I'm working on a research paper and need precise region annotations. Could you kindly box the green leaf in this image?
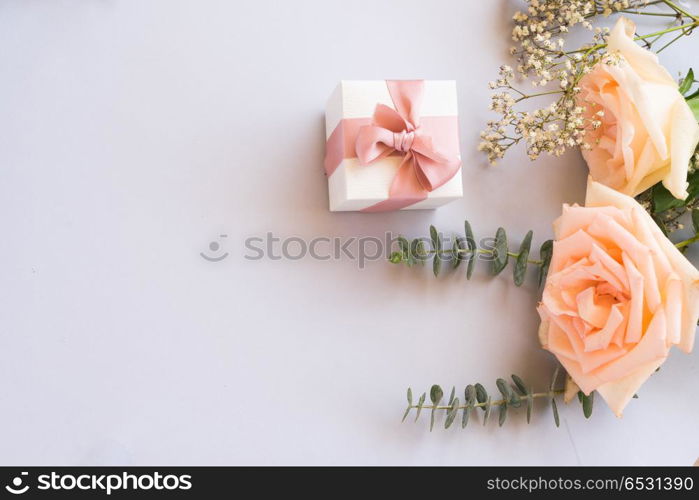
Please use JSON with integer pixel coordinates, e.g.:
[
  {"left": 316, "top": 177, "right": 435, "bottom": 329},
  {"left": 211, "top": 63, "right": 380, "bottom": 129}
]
[
  {"left": 445, "top": 397, "right": 459, "bottom": 429},
  {"left": 550, "top": 366, "right": 560, "bottom": 393},
  {"left": 483, "top": 397, "right": 492, "bottom": 426},
  {"left": 509, "top": 392, "right": 522, "bottom": 409},
  {"left": 679, "top": 68, "right": 694, "bottom": 95},
  {"left": 452, "top": 238, "right": 464, "bottom": 269},
  {"left": 492, "top": 227, "right": 508, "bottom": 275},
  {"left": 430, "top": 384, "right": 443, "bottom": 405},
  {"left": 461, "top": 406, "right": 471, "bottom": 428},
  {"left": 538, "top": 240, "right": 553, "bottom": 287},
  {"left": 430, "top": 226, "right": 442, "bottom": 277},
  {"left": 496, "top": 378, "right": 512, "bottom": 402},
  {"left": 397, "top": 236, "right": 409, "bottom": 256},
  {"left": 692, "top": 208, "right": 699, "bottom": 234},
  {"left": 688, "top": 96, "right": 699, "bottom": 123},
  {"left": 397, "top": 236, "right": 413, "bottom": 267},
  {"left": 514, "top": 230, "right": 533, "bottom": 286},
  {"left": 551, "top": 398, "right": 560, "bottom": 428},
  {"left": 411, "top": 238, "right": 428, "bottom": 265},
  {"left": 580, "top": 391, "right": 594, "bottom": 419},
  {"left": 498, "top": 403, "right": 508, "bottom": 427},
  {"left": 475, "top": 383, "right": 488, "bottom": 412},
  {"left": 526, "top": 393, "right": 533, "bottom": 424},
  {"left": 652, "top": 169, "right": 699, "bottom": 213},
  {"left": 389, "top": 251, "right": 403, "bottom": 264},
  {"left": 511, "top": 374, "right": 527, "bottom": 395},
  {"left": 403, "top": 386, "right": 412, "bottom": 422},
  {"left": 652, "top": 184, "right": 684, "bottom": 213},
  {"left": 463, "top": 385, "right": 476, "bottom": 428},
  {"left": 415, "top": 392, "right": 426, "bottom": 422},
  {"left": 464, "top": 220, "right": 477, "bottom": 279},
  {"left": 448, "top": 386, "right": 455, "bottom": 406}
]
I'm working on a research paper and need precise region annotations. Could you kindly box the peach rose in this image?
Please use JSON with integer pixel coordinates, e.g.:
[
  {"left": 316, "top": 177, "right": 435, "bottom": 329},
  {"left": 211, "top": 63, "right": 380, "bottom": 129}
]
[
  {"left": 538, "top": 179, "right": 699, "bottom": 416},
  {"left": 578, "top": 17, "right": 699, "bottom": 200}
]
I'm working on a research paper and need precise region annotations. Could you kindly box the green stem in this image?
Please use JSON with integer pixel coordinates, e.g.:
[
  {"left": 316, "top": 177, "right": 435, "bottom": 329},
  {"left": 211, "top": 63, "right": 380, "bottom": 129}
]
[
  {"left": 565, "top": 20, "right": 699, "bottom": 54},
  {"left": 618, "top": 9, "right": 681, "bottom": 17},
  {"left": 515, "top": 90, "right": 564, "bottom": 103},
  {"left": 411, "top": 390, "right": 565, "bottom": 411},
  {"left": 675, "top": 234, "right": 699, "bottom": 249},
  {"left": 660, "top": 0, "right": 698, "bottom": 20},
  {"left": 431, "top": 248, "right": 543, "bottom": 266}
]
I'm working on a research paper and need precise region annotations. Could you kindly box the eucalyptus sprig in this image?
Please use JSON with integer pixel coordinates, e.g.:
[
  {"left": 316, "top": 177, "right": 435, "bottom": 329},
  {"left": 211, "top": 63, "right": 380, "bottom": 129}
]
[
  {"left": 388, "top": 221, "right": 554, "bottom": 287},
  {"left": 403, "top": 367, "right": 595, "bottom": 431}
]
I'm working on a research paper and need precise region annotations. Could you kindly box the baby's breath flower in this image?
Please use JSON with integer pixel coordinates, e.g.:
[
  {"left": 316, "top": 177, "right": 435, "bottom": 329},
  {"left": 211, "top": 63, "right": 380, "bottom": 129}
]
[{"left": 478, "top": 0, "right": 654, "bottom": 164}]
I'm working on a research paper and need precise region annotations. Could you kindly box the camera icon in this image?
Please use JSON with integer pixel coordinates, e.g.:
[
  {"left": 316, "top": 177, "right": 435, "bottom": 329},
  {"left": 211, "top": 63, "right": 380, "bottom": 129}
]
[{"left": 5, "top": 472, "right": 29, "bottom": 494}]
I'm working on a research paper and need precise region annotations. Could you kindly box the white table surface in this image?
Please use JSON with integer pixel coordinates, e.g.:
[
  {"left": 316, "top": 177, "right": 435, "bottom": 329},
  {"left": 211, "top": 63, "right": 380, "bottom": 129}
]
[{"left": 1, "top": 0, "right": 697, "bottom": 465}]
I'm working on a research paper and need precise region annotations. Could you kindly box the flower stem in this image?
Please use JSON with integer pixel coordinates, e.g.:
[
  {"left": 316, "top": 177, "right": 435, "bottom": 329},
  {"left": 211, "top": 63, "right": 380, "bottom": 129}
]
[
  {"left": 565, "top": 20, "right": 699, "bottom": 54},
  {"left": 410, "top": 390, "right": 565, "bottom": 411},
  {"left": 660, "top": 0, "right": 698, "bottom": 21},
  {"left": 675, "top": 234, "right": 699, "bottom": 249},
  {"left": 431, "top": 248, "right": 543, "bottom": 266}
]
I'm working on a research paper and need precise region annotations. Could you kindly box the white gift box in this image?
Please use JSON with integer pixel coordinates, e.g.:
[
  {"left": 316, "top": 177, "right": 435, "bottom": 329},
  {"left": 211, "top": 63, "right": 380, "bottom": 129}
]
[{"left": 324, "top": 80, "right": 462, "bottom": 212}]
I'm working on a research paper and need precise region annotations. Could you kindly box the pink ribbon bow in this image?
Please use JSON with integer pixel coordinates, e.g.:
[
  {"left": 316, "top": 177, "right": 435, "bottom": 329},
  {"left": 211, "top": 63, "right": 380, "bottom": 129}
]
[{"left": 355, "top": 80, "right": 461, "bottom": 211}]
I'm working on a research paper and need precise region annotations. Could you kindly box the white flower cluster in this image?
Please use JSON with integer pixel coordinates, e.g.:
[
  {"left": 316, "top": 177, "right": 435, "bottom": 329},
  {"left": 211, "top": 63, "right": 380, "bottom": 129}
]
[{"left": 478, "top": 0, "right": 649, "bottom": 164}]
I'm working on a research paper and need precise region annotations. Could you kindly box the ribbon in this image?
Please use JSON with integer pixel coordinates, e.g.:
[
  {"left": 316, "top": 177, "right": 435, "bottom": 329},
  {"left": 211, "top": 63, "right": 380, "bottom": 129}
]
[{"left": 324, "top": 80, "right": 461, "bottom": 212}]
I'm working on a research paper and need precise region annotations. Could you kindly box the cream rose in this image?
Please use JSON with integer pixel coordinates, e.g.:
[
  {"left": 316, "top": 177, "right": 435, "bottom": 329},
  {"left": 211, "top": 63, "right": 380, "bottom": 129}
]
[
  {"left": 578, "top": 17, "right": 699, "bottom": 200},
  {"left": 537, "top": 179, "right": 699, "bottom": 416}
]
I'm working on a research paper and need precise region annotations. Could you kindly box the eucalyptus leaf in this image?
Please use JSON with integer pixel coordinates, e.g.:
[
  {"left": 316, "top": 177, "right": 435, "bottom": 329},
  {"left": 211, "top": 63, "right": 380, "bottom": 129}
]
[
  {"left": 445, "top": 398, "right": 459, "bottom": 429},
  {"left": 465, "top": 385, "right": 476, "bottom": 406},
  {"left": 452, "top": 238, "right": 464, "bottom": 269},
  {"left": 402, "top": 406, "right": 411, "bottom": 423},
  {"left": 407, "top": 387, "right": 413, "bottom": 405},
  {"left": 581, "top": 391, "right": 594, "bottom": 419},
  {"left": 448, "top": 386, "right": 455, "bottom": 406},
  {"left": 398, "top": 236, "right": 413, "bottom": 267},
  {"left": 465, "top": 220, "right": 476, "bottom": 279},
  {"left": 511, "top": 374, "right": 527, "bottom": 395},
  {"left": 498, "top": 403, "right": 508, "bottom": 427},
  {"left": 461, "top": 405, "right": 471, "bottom": 428},
  {"left": 430, "top": 226, "right": 442, "bottom": 277},
  {"left": 483, "top": 397, "right": 492, "bottom": 425},
  {"left": 509, "top": 392, "right": 522, "bottom": 409},
  {"left": 492, "top": 227, "right": 508, "bottom": 275},
  {"left": 433, "top": 254, "right": 442, "bottom": 277},
  {"left": 430, "top": 384, "right": 443, "bottom": 405},
  {"left": 514, "top": 230, "right": 533, "bottom": 286},
  {"left": 526, "top": 393, "right": 533, "bottom": 424},
  {"left": 415, "top": 392, "right": 426, "bottom": 422},
  {"left": 475, "top": 383, "right": 488, "bottom": 412},
  {"left": 551, "top": 398, "right": 560, "bottom": 428},
  {"left": 538, "top": 240, "right": 553, "bottom": 287},
  {"left": 496, "top": 378, "right": 512, "bottom": 401},
  {"left": 549, "top": 365, "right": 560, "bottom": 393}
]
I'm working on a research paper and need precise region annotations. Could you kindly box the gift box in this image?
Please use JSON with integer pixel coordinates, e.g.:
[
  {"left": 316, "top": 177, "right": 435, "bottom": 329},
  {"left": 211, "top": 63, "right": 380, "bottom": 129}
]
[{"left": 324, "top": 80, "right": 462, "bottom": 212}]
